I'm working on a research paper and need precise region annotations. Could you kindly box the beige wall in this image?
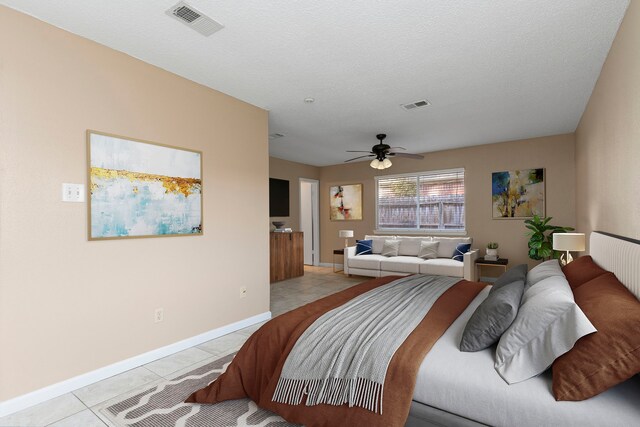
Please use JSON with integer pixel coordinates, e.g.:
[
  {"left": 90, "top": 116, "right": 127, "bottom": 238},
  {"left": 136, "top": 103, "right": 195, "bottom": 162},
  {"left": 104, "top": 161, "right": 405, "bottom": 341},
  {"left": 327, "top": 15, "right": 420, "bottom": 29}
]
[
  {"left": 0, "top": 6, "right": 269, "bottom": 401},
  {"left": 320, "top": 134, "right": 576, "bottom": 266},
  {"left": 269, "top": 157, "right": 320, "bottom": 231},
  {"left": 576, "top": 1, "right": 640, "bottom": 243}
]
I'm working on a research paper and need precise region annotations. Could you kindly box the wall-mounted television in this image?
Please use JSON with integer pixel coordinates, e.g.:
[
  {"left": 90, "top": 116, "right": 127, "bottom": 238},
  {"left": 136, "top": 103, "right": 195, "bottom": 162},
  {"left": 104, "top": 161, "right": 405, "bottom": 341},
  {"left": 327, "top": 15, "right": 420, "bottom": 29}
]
[{"left": 269, "top": 178, "right": 290, "bottom": 217}]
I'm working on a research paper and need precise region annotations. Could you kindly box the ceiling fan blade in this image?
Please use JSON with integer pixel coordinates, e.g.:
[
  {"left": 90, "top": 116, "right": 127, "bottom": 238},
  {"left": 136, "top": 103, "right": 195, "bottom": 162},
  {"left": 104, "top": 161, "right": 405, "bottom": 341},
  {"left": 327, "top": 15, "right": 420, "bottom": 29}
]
[
  {"left": 344, "top": 154, "right": 375, "bottom": 162},
  {"left": 388, "top": 147, "right": 407, "bottom": 151},
  {"left": 389, "top": 152, "right": 425, "bottom": 159},
  {"left": 346, "top": 150, "right": 373, "bottom": 153}
]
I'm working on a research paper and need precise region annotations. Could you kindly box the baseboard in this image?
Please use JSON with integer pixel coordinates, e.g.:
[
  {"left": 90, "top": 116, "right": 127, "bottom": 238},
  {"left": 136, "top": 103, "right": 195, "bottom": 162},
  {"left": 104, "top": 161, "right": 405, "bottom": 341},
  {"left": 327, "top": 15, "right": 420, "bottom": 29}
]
[{"left": 0, "top": 311, "right": 272, "bottom": 418}]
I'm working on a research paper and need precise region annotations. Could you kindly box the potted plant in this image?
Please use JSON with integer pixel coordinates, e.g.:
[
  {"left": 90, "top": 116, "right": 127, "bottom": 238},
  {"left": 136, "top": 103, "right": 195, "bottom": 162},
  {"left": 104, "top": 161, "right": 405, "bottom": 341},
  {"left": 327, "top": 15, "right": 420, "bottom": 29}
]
[
  {"left": 524, "top": 215, "right": 574, "bottom": 261},
  {"left": 486, "top": 242, "right": 499, "bottom": 260}
]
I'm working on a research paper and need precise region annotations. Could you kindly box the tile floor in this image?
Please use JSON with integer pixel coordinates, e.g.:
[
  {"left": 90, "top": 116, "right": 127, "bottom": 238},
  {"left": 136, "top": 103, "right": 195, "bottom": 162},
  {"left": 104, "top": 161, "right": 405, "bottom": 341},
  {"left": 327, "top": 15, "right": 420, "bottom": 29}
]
[{"left": 0, "top": 266, "right": 364, "bottom": 427}]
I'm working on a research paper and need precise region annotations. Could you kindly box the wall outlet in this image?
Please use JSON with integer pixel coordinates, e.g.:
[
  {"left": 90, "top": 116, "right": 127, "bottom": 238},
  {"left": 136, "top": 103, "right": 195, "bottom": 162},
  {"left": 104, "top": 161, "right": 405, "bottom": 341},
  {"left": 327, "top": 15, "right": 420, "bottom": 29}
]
[
  {"left": 239, "top": 287, "right": 247, "bottom": 299},
  {"left": 154, "top": 308, "right": 164, "bottom": 323}
]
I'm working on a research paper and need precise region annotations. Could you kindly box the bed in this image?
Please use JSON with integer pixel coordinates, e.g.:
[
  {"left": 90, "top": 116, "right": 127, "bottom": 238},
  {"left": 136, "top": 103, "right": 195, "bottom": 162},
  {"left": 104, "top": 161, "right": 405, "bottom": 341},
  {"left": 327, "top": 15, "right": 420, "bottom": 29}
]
[{"left": 189, "top": 231, "right": 640, "bottom": 426}]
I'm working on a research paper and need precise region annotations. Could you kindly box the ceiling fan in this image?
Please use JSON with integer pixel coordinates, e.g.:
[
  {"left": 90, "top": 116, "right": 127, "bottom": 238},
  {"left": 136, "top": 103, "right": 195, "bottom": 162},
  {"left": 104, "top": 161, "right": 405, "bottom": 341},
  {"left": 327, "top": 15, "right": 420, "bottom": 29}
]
[{"left": 345, "top": 134, "right": 425, "bottom": 169}]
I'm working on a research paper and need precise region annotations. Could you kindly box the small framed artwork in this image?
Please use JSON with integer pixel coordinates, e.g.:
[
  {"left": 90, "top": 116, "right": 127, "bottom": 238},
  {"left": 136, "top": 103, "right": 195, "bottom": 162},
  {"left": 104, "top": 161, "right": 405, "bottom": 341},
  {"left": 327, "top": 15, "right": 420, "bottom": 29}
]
[
  {"left": 87, "top": 130, "right": 203, "bottom": 240},
  {"left": 492, "top": 168, "right": 545, "bottom": 219},
  {"left": 330, "top": 183, "right": 363, "bottom": 221}
]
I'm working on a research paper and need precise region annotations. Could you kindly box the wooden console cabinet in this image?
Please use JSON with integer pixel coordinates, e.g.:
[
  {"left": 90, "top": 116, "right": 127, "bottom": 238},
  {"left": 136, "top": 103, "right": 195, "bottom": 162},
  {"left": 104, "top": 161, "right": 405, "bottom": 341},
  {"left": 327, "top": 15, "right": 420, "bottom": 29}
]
[{"left": 270, "top": 232, "right": 304, "bottom": 283}]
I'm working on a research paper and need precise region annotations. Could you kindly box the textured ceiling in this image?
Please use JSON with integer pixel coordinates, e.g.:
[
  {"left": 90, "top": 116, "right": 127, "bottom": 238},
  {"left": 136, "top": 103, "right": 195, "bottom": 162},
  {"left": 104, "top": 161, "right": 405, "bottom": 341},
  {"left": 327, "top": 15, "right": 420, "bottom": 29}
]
[{"left": 1, "top": 0, "right": 629, "bottom": 166}]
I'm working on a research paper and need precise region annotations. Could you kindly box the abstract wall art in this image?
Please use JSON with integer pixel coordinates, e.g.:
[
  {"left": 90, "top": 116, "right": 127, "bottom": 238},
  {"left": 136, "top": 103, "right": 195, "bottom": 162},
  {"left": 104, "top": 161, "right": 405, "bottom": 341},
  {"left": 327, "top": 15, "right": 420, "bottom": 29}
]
[
  {"left": 87, "top": 131, "right": 203, "bottom": 240},
  {"left": 330, "top": 183, "right": 363, "bottom": 221},
  {"left": 492, "top": 168, "right": 545, "bottom": 219}
]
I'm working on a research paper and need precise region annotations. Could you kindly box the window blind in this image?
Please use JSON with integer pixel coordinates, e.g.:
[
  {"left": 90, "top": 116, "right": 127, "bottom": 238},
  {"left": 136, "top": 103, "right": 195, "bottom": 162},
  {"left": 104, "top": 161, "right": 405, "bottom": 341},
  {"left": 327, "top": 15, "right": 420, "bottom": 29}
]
[{"left": 376, "top": 168, "right": 465, "bottom": 232}]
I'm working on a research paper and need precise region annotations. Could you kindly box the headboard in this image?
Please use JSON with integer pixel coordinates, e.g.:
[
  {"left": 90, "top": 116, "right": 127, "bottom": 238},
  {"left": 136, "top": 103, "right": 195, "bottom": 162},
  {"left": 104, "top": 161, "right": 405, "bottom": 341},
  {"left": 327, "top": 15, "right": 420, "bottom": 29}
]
[{"left": 590, "top": 231, "right": 640, "bottom": 300}]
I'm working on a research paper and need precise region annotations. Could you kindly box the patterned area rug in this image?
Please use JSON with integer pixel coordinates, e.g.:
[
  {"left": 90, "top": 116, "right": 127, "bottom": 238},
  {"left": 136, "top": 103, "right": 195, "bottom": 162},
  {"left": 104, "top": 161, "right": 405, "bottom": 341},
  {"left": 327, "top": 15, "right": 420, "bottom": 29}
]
[{"left": 99, "top": 353, "right": 298, "bottom": 426}]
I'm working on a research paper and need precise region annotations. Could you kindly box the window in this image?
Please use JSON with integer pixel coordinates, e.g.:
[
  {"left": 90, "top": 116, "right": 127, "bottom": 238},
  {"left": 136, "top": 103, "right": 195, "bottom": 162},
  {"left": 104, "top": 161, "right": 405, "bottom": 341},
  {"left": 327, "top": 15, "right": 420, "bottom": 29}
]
[{"left": 376, "top": 168, "right": 465, "bottom": 232}]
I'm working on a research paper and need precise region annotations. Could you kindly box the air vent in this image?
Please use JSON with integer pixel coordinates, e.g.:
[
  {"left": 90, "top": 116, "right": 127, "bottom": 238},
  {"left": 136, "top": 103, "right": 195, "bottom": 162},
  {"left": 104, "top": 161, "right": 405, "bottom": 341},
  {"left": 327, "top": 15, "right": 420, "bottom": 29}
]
[
  {"left": 401, "top": 99, "right": 431, "bottom": 111},
  {"left": 269, "top": 133, "right": 285, "bottom": 140},
  {"left": 166, "top": 1, "right": 224, "bottom": 37}
]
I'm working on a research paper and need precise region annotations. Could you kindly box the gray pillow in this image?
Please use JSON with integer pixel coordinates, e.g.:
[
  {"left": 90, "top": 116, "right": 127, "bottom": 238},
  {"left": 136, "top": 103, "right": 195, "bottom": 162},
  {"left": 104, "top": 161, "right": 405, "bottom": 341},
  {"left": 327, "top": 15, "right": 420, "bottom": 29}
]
[
  {"left": 460, "top": 276, "right": 525, "bottom": 352},
  {"left": 494, "top": 275, "right": 597, "bottom": 384},
  {"left": 493, "top": 264, "right": 528, "bottom": 290},
  {"left": 381, "top": 239, "right": 400, "bottom": 257},
  {"left": 525, "top": 259, "right": 563, "bottom": 290},
  {"left": 418, "top": 241, "right": 439, "bottom": 259}
]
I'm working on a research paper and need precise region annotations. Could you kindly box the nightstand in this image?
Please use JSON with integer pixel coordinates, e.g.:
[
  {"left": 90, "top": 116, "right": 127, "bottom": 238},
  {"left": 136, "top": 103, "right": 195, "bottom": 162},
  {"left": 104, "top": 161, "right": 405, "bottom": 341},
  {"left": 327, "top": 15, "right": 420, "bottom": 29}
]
[
  {"left": 475, "top": 257, "right": 509, "bottom": 282},
  {"left": 333, "top": 248, "right": 345, "bottom": 273}
]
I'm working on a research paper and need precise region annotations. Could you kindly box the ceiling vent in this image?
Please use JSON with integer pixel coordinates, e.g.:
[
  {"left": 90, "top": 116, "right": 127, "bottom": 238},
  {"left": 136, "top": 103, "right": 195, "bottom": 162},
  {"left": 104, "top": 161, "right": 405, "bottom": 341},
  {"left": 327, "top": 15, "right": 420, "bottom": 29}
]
[
  {"left": 269, "top": 133, "right": 285, "bottom": 140},
  {"left": 401, "top": 99, "right": 431, "bottom": 111},
  {"left": 166, "top": 1, "right": 224, "bottom": 37}
]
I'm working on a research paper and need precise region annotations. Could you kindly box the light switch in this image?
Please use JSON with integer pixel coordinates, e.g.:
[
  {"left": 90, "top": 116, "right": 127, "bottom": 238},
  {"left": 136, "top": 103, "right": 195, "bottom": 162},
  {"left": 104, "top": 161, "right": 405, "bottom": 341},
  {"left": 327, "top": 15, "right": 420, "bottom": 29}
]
[{"left": 62, "top": 183, "right": 85, "bottom": 202}]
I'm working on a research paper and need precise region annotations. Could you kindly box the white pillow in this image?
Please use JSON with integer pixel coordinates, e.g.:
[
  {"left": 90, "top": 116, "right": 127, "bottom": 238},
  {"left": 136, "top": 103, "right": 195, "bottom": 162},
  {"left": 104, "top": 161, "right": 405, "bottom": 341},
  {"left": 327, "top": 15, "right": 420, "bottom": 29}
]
[
  {"left": 525, "top": 259, "right": 564, "bottom": 290},
  {"left": 494, "top": 275, "right": 596, "bottom": 384},
  {"left": 381, "top": 239, "right": 400, "bottom": 257},
  {"left": 397, "top": 236, "right": 430, "bottom": 256},
  {"left": 418, "top": 241, "right": 439, "bottom": 259}
]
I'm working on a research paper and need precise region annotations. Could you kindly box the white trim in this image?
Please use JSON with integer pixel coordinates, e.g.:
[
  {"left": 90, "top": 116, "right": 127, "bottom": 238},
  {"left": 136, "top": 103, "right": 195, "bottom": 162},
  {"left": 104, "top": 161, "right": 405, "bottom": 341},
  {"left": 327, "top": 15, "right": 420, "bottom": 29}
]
[
  {"left": 373, "top": 229, "right": 468, "bottom": 236},
  {"left": 0, "top": 311, "right": 272, "bottom": 418}
]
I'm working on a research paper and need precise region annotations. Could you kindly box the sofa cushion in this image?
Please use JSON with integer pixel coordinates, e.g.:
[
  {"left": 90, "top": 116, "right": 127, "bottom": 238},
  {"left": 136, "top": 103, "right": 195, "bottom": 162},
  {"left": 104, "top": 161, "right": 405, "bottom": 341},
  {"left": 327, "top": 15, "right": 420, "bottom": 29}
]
[
  {"left": 418, "top": 241, "right": 439, "bottom": 259},
  {"left": 419, "top": 258, "right": 464, "bottom": 277},
  {"left": 349, "top": 254, "right": 387, "bottom": 270},
  {"left": 364, "top": 235, "right": 392, "bottom": 254},
  {"left": 355, "top": 239, "right": 373, "bottom": 255},
  {"left": 381, "top": 239, "right": 400, "bottom": 257},
  {"left": 397, "top": 236, "right": 430, "bottom": 256},
  {"left": 380, "top": 256, "right": 424, "bottom": 274},
  {"left": 432, "top": 236, "right": 473, "bottom": 258}
]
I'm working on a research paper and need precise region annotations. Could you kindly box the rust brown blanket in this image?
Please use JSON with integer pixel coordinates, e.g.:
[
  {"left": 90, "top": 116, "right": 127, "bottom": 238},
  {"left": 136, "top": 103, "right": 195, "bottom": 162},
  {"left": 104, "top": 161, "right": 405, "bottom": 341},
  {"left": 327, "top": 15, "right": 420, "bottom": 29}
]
[{"left": 186, "top": 276, "right": 486, "bottom": 427}]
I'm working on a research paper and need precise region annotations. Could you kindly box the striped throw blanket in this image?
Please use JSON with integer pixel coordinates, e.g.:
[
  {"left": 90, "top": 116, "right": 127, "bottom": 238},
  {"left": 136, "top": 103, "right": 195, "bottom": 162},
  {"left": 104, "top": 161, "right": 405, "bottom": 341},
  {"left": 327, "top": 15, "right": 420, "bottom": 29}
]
[{"left": 272, "top": 274, "right": 460, "bottom": 414}]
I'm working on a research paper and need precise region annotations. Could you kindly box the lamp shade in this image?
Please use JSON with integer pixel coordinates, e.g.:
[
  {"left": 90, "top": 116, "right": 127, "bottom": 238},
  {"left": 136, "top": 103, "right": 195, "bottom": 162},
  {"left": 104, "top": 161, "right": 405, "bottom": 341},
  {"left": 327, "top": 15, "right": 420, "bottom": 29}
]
[
  {"left": 339, "top": 230, "right": 354, "bottom": 238},
  {"left": 553, "top": 233, "right": 585, "bottom": 251},
  {"left": 370, "top": 159, "right": 380, "bottom": 169}
]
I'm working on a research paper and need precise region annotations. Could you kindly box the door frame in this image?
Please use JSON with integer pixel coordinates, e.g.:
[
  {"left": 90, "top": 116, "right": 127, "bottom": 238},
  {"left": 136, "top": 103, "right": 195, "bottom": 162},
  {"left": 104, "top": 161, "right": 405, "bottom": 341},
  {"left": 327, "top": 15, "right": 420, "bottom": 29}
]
[{"left": 299, "top": 178, "right": 320, "bottom": 266}]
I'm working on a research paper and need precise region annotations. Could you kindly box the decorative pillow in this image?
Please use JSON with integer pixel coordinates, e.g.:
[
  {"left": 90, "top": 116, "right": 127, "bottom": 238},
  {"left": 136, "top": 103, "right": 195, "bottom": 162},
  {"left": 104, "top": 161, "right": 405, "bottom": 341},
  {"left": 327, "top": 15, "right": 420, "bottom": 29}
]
[
  {"left": 494, "top": 275, "right": 596, "bottom": 384},
  {"left": 460, "top": 269, "right": 526, "bottom": 352},
  {"left": 418, "top": 241, "right": 439, "bottom": 260},
  {"left": 493, "top": 264, "right": 528, "bottom": 289},
  {"left": 552, "top": 272, "right": 640, "bottom": 401},
  {"left": 355, "top": 239, "right": 373, "bottom": 256},
  {"left": 525, "top": 259, "right": 564, "bottom": 290},
  {"left": 380, "top": 239, "right": 400, "bottom": 257},
  {"left": 452, "top": 243, "right": 471, "bottom": 262},
  {"left": 561, "top": 255, "right": 608, "bottom": 290}
]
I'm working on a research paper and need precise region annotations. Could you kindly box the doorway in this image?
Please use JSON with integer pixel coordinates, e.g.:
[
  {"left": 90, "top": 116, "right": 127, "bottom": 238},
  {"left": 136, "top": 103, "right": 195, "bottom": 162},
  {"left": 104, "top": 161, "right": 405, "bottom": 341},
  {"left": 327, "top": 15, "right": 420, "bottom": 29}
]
[{"left": 299, "top": 178, "right": 320, "bottom": 265}]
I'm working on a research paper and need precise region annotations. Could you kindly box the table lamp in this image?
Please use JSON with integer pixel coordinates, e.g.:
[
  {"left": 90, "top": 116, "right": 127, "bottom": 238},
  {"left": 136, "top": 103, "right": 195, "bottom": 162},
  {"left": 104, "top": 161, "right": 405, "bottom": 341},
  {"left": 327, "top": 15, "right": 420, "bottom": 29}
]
[
  {"left": 553, "top": 233, "right": 585, "bottom": 265},
  {"left": 338, "top": 230, "right": 354, "bottom": 248}
]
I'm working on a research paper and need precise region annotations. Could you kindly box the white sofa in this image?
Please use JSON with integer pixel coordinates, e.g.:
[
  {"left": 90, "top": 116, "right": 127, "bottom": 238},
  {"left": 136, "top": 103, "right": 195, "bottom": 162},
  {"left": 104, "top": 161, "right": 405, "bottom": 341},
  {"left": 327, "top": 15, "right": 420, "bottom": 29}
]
[{"left": 344, "top": 235, "right": 478, "bottom": 281}]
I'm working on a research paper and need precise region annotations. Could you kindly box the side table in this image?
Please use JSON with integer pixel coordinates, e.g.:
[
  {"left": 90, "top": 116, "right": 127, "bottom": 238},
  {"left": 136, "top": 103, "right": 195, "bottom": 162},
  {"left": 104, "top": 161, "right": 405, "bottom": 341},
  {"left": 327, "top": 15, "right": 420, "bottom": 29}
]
[
  {"left": 333, "top": 248, "right": 345, "bottom": 273},
  {"left": 475, "top": 257, "right": 509, "bottom": 282}
]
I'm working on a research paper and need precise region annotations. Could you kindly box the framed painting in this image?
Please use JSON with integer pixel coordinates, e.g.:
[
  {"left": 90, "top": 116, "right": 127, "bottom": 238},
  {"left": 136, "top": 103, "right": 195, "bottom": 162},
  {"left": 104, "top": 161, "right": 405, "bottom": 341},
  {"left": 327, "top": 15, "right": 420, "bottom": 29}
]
[
  {"left": 87, "top": 130, "right": 203, "bottom": 240},
  {"left": 492, "top": 168, "right": 545, "bottom": 219},
  {"left": 330, "top": 183, "right": 363, "bottom": 221}
]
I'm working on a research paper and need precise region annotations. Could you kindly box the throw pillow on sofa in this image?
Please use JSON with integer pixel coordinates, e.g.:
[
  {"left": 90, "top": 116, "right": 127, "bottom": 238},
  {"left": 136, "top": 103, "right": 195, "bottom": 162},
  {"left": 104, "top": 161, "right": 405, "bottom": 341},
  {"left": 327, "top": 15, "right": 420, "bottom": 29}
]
[
  {"left": 452, "top": 243, "right": 471, "bottom": 262},
  {"left": 418, "top": 241, "right": 439, "bottom": 259},
  {"left": 355, "top": 239, "right": 373, "bottom": 255},
  {"left": 381, "top": 239, "right": 400, "bottom": 257}
]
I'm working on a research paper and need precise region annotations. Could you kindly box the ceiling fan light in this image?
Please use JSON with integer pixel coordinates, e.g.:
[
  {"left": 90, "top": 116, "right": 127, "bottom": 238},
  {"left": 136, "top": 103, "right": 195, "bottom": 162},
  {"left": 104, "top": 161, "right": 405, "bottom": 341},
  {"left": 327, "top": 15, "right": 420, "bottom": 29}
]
[
  {"left": 370, "top": 159, "right": 380, "bottom": 169},
  {"left": 382, "top": 158, "right": 392, "bottom": 168},
  {"left": 377, "top": 162, "right": 386, "bottom": 170}
]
